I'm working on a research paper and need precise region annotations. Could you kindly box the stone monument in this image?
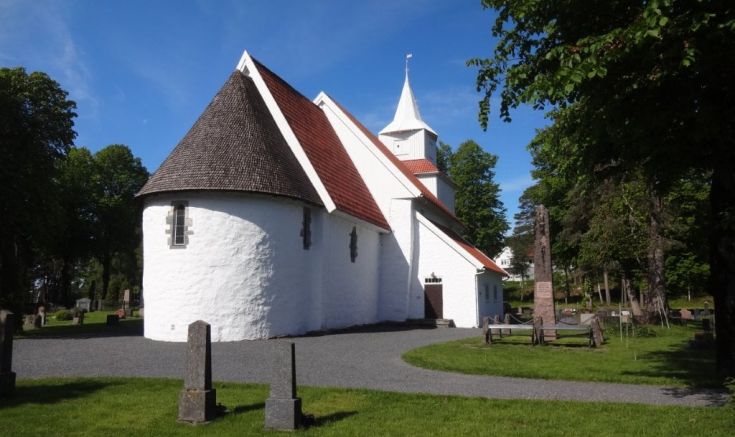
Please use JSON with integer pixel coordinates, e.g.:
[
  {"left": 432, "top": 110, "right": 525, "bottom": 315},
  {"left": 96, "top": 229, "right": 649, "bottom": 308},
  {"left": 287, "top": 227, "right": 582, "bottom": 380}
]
[
  {"left": 265, "top": 342, "right": 302, "bottom": 430},
  {"left": 179, "top": 321, "right": 216, "bottom": 424},
  {"left": 534, "top": 205, "right": 556, "bottom": 339},
  {"left": 0, "top": 310, "right": 16, "bottom": 397}
]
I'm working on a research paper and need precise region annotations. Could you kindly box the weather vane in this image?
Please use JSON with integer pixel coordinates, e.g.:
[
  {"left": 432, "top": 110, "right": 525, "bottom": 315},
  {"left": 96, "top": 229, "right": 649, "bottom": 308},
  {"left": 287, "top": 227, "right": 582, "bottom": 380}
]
[{"left": 406, "top": 53, "right": 412, "bottom": 75}]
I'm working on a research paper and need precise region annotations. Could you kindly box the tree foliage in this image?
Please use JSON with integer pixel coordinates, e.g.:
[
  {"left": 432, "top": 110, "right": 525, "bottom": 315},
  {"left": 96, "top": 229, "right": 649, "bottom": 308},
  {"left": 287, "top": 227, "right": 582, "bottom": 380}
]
[
  {"left": 0, "top": 67, "right": 77, "bottom": 319},
  {"left": 469, "top": 0, "right": 735, "bottom": 375},
  {"left": 446, "top": 140, "right": 509, "bottom": 258}
]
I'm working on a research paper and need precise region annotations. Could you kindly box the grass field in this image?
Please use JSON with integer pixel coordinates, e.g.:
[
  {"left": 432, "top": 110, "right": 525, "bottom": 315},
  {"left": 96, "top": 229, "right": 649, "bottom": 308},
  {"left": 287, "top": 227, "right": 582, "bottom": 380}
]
[
  {"left": 403, "top": 323, "right": 724, "bottom": 388},
  {"left": 17, "top": 310, "right": 142, "bottom": 338},
  {"left": 1, "top": 377, "right": 732, "bottom": 437}
]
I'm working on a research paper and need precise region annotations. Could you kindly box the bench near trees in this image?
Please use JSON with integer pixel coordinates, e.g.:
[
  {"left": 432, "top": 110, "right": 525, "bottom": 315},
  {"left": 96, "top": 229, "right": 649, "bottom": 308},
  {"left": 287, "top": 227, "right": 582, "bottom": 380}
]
[{"left": 482, "top": 315, "right": 604, "bottom": 347}]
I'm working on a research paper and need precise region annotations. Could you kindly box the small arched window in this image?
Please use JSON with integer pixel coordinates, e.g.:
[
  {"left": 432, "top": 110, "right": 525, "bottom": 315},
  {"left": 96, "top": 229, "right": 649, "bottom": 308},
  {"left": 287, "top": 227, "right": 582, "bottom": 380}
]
[
  {"left": 166, "top": 200, "right": 190, "bottom": 248},
  {"left": 174, "top": 204, "right": 186, "bottom": 246}
]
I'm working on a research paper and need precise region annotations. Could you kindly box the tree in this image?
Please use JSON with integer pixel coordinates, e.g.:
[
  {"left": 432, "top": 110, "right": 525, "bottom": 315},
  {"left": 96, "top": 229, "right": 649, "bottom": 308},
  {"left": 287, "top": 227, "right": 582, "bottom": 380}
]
[
  {"left": 0, "top": 68, "right": 77, "bottom": 320},
  {"left": 469, "top": 0, "right": 735, "bottom": 375},
  {"left": 447, "top": 140, "right": 508, "bottom": 257},
  {"left": 91, "top": 145, "right": 149, "bottom": 300},
  {"left": 436, "top": 141, "right": 454, "bottom": 174}
]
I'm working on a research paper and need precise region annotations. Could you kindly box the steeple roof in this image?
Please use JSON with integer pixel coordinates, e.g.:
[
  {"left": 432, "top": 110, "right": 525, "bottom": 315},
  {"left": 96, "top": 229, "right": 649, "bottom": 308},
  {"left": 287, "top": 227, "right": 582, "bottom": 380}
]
[{"left": 379, "top": 72, "right": 436, "bottom": 136}]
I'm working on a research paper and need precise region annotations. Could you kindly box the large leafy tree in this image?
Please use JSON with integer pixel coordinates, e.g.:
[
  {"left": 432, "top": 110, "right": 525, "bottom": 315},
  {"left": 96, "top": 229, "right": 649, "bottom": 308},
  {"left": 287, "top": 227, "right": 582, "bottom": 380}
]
[
  {"left": 92, "top": 145, "right": 149, "bottom": 300},
  {"left": 447, "top": 140, "right": 508, "bottom": 258},
  {"left": 0, "top": 68, "right": 77, "bottom": 319},
  {"left": 469, "top": 0, "right": 735, "bottom": 375}
]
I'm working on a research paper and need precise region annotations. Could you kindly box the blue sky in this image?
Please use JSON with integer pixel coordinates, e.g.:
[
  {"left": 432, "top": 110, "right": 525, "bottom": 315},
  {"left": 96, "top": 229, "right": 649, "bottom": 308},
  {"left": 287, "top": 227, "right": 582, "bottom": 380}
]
[{"left": 1, "top": 0, "right": 548, "bottom": 224}]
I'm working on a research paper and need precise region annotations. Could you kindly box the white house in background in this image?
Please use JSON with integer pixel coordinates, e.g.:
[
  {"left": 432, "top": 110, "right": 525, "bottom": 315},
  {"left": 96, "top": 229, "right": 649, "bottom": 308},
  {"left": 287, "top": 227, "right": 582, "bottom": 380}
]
[
  {"left": 137, "top": 50, "right": 507, "bottom": 342},
  {"left": 494, "top": 246, "right": 534, "bottom": 282}
]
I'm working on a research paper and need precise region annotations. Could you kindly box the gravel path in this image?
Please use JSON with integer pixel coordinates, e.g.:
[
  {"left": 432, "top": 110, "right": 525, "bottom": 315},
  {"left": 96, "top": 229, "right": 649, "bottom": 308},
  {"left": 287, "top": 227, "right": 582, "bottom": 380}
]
[{"left": 13, "top": 325, "right": 727, "bottom": 407}]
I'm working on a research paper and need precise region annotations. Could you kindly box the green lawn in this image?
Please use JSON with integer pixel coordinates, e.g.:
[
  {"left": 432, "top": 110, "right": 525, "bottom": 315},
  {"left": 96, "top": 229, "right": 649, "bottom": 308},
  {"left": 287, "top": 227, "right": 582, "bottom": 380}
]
[
  {"left": 0, "top": 377, "right": 731, "bottom": 437},
  {"left": 403, "top": 324, "right": 724, "bottom": 388},
  {"left": 17, "top": 310, "right": 142, "bottom": 338}
]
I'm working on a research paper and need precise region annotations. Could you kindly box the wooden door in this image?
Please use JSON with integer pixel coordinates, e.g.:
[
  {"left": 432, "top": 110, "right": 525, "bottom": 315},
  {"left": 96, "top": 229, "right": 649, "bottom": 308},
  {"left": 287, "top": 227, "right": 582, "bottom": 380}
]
[{"left": 424, "top": 284, "right": 443, "bottom": 319}]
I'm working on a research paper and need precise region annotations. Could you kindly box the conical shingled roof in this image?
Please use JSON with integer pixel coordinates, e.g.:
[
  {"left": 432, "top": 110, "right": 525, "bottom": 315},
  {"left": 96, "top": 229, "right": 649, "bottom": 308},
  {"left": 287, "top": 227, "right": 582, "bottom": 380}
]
[{"left": 137, "top": 70, "right": 322, "bottom": 206}]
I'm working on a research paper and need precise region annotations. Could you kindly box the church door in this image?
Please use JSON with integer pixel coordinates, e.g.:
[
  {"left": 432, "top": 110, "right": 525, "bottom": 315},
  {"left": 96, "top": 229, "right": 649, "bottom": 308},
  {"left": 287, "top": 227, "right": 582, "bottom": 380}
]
[{"left": 424, "top": 284, "right": 443, "bottom": 319}]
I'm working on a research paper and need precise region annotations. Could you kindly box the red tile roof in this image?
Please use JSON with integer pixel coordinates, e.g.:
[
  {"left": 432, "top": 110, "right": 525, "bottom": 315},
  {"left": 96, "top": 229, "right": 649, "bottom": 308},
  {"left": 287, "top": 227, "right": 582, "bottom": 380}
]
[
  {"left": 402, "top": 159, "right": 439, "bottom": 174},
  {"left": 429, "top": 220, "right": 507, "bottom": 275},
  {"left": 326, "top": 97, "right": 462, "bottom": 226},
  {"left": 254, "top": 59, "right": 390, "bottom": 231}
]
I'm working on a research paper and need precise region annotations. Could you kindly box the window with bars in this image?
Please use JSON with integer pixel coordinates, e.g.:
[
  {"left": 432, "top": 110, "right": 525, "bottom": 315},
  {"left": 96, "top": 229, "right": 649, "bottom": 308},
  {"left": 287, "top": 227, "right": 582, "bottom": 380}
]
[{"left": 166, "top": 201, "right": 191, "bottom": 248}]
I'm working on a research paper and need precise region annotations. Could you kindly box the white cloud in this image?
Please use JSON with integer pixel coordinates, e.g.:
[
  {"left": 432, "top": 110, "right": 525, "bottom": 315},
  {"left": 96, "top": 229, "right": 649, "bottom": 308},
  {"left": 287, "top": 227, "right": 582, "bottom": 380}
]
[{"left": 0, "top": 0, "right": 99, "bottom": 120}]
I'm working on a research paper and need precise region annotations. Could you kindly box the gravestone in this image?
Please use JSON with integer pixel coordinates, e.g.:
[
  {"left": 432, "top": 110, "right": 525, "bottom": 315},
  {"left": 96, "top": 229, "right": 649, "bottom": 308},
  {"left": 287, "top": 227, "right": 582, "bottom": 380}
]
[
  {"left": 491, "top": 314, "right": 501, "bottom": 337},
  {"left": 179, "top": 321, "right": 216, "bottom": 424},
  {"left": 532, "top": 316, "right": 544, "bottom": 346},
  {"left": 502, "top": 313, "right": 512, "bottom": 335},
  {"left": 482, "top": 316, "right": 491, "bottom": 344},
  {"left": 0, "top": 310, "right": 16, "bottom": 397},
  {"left": 693, "top": 308, "right": 701, "bottom": 321},
  {"left": 24, "top": 315, "right": 37, "bottom": 330},
  {"left": 72, "top": 311, "right": 84, "bottom": 326},
  {"left": 591, "top": 317, "right": 604, "bottom": 347},
  {"left": 76, "top": 298, "right": 91, "bottom": 312},
  {"left": 265, "top": 342, "right": 302, "bottom": 431},
  {"left": 679, "top": 308, "right": 693, "bottom": 320},
  {"left": 703, "top": 301, "right": 711, "bottom": 318},
  {"left": 534, "top": 205, "right": 556, "bottom": 339}
]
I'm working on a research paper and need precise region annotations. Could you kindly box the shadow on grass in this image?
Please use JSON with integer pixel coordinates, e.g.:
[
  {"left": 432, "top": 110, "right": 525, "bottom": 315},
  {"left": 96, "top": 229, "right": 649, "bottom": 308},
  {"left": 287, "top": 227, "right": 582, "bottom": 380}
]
[
  {"left": 0, "top": 380, "right": 121, "bottom": 408},
  {"left": 17, "top": 319, "right": 144, "bottom": 340},
  {"left": 230, "top": 402, "right": 265, "bottom": 414},
  {"left": 620, "top": 341, "right": 725, "bottom": 389},
  {"left": 305, "top": 411, "right": 358, "bottom": 428}
]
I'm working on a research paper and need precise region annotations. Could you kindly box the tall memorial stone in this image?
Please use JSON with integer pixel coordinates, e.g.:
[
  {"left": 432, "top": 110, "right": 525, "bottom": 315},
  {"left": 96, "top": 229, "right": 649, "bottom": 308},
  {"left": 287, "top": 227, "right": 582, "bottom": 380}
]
[
  {"left": 179, "top": 321, "right": 216, "bottom": 424},
  {"left": 265, "top": 342, "right": 302, "bottom": 430},
  {"left": 534, "top": 205, "right": 556, "bottom": 339},
  {"left": 0, "top": 310, "right": 16, "bottom": 397}
]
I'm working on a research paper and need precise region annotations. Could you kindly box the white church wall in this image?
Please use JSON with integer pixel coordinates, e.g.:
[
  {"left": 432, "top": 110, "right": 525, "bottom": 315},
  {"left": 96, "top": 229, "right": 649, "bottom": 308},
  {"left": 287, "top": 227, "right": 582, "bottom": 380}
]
[
  {"left": 142, "top": 192, "right": 317, "bottom": 342},
  {"left": 377, "top": 198, "right": 415, "bottom": 322},
  {"left": 320, "top": 215, "right": 381, "bottom": 329},
  {"left": 320, "top": 101, "right": 415, "bottom": 218},
  {"left": 412, "top": 217, "right": 482, "bottom": 327}
]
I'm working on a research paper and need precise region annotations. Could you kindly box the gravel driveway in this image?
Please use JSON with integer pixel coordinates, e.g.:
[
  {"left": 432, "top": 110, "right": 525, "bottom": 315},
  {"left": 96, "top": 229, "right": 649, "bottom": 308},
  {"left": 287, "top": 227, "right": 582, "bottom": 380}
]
[{"left": 13, "top": 325, "right": 727, "bottom": 407}]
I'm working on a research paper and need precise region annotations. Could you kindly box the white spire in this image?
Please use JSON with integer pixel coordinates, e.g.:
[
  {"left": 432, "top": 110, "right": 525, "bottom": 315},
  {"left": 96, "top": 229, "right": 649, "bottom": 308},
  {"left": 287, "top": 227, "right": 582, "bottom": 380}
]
[{"left": 379, "top": 55, "right": 436, "bottom": 136}]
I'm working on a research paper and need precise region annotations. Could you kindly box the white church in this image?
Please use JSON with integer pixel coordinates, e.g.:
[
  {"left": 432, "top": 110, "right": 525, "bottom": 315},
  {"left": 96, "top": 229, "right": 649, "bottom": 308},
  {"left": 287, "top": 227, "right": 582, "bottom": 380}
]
[{"left": 137, "top": 50, "right": 507, "bottom": 342}]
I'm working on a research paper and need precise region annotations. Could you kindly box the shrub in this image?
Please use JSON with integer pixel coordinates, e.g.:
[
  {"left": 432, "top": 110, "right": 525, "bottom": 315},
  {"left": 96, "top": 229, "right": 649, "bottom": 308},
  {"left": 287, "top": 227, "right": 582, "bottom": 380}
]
[
  {"left": 55, "top": 309, "right": 72, "bottom": 321},
  {"left": 606, "top": 322, "right": 657, "bottom": 338}
]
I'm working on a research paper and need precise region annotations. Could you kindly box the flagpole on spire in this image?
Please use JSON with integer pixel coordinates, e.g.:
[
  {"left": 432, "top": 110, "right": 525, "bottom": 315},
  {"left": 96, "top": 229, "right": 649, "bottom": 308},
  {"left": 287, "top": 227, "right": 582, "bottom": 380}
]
[{"left": 406, "top": 53, "right": 412, "bottom": 76}]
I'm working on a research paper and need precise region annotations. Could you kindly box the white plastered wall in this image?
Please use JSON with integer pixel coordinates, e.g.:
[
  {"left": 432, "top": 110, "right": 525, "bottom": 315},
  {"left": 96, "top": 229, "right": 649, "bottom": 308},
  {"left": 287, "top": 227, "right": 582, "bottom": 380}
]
[
  {"left": 320, "top": 215, "right": 381, "bottom": 329},
  {"left": 142, "top": 192, "right": 319, "bottom": 342},
  {"left": 411, "top": 215, "right": 504, "bottom": 327}
]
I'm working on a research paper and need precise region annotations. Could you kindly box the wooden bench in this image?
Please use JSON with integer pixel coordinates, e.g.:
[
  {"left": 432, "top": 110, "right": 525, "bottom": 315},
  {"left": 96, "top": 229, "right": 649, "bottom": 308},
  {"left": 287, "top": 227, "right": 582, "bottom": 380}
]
[{"left": 483, "top": 319, "right": 603, "bottom": 347}]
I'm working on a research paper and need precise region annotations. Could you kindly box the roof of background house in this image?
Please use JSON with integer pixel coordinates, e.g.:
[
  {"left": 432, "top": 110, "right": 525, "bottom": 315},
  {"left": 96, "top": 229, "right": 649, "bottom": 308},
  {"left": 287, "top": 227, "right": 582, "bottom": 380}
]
[
  {"left": 254, "top": 59, "right": 390, "bottom": 231},
  {"left": 137, "top": 70, "right": 322, "bottom": 205}
]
